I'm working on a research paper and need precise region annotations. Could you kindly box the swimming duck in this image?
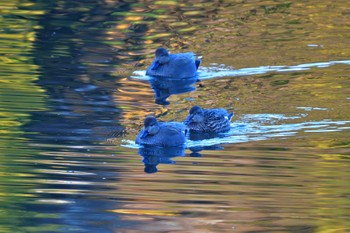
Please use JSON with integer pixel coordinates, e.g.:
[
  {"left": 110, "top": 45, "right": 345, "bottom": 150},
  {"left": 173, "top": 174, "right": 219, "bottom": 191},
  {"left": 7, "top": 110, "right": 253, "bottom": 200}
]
[
  {"left": 185, "top": 106, "right": 234, "bottom": 133},
  {"left": 136, "top": 116, "right": 187, "bottom": 147},
  {"left": 146, "top": 47, "right": 201, "bottom": 79}
]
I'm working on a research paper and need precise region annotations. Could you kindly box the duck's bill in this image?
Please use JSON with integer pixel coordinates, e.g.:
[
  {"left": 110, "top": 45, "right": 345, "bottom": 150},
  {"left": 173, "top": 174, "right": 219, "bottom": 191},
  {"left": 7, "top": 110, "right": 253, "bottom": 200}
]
[
  {"left": 140, "top": 130, "right": 149, "bottom": 139},
  {"left": 151, "top": 61, "right": 160, "bottom": 70}
]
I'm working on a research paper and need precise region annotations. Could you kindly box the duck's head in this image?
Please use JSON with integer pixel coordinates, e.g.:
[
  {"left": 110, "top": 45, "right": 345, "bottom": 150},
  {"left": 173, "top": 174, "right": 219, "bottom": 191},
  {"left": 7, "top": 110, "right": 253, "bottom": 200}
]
[
  {"left": 185, "top": 106, "right": 205, "bottom": 124},
  {"left": 154, "top": 47, "right": 170, "bottom": 64},
  {"left": 141, "top": 116, "right": 160, "bottom": 138}
]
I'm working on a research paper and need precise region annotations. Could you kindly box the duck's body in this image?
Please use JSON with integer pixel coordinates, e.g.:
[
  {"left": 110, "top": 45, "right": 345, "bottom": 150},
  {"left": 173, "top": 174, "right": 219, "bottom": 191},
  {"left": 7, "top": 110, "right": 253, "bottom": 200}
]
[
  {"left": 146, "top": 48, "right": 201, "bottom": 79},
  {"left": 185, "top": 106, "right": 234, "bottom": 133},
  {"left": 136, "top": 116, "right": 187, "bottom": 147}
]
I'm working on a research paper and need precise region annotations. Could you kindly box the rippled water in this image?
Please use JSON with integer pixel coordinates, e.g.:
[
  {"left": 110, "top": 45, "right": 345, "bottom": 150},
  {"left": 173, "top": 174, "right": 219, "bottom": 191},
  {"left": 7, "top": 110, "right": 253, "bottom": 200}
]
[{"left": 1, "top": 0, "right": 350, "bottom": 232}]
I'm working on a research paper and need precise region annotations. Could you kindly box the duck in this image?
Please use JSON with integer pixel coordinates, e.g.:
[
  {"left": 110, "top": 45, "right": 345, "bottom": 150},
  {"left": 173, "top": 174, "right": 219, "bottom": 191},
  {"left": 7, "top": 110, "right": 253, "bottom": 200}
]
[
  {"left": 185, "top": 106, "right": 234, "bottom": 133},
  {"left": 136, "top": 116, "right": 187, "bottom": 147},
  {"left": 146, "top": 47, "right": 201, "bottom": 79}
]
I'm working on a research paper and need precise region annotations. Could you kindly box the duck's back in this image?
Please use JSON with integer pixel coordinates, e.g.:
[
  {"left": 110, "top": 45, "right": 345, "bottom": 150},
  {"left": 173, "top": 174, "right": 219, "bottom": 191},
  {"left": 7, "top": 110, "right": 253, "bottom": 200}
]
[
  {"left": 188, "top": 108, "right": 232, "bottom": 133},
  {"left": 146, "top": 52, "right": 198, "bottom": 79},
  {"left": 203, "top": 109, "right": 232, "bottom": 132}
]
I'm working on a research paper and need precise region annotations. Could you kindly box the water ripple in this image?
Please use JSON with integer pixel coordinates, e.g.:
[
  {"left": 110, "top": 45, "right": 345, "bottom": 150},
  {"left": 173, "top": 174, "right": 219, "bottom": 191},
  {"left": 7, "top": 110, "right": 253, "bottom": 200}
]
[
  {"left": 122, "top": 113, "right": 350, "bottom": 149},
  {"left": 131, "top": 59, "right": 350, "bottom": 80}
]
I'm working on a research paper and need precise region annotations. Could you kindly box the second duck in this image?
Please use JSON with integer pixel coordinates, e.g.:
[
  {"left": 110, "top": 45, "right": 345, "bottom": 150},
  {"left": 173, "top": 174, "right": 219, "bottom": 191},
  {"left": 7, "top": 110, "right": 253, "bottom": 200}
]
[{"left": 185, "top": 106, "right": 234, "bottom": 133}]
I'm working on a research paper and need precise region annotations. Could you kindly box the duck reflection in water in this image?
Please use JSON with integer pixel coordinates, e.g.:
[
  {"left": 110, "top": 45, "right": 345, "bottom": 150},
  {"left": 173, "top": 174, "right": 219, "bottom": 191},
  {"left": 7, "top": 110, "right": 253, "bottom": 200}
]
[
  {"left": 149, "top": 76, "right": 198, "bottom": 105},
  {"left": 188, "top": 145, "right": 225, "bottom": 157},
  {"left": 186, "top": 129, "right": 230, "bottom": 158},
  {"left": 138, "top": 146, "right": 185, "bottom": 173}
]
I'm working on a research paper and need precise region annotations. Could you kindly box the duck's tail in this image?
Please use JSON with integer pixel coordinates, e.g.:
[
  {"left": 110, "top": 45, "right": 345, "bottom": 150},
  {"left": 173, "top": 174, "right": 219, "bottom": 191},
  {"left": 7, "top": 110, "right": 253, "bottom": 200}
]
[
  {"left": 228, "top": 112, "right": 234, "bottom": 121},
  {"left": 195, "top": 56, "right": 202, "bottom": 69}
]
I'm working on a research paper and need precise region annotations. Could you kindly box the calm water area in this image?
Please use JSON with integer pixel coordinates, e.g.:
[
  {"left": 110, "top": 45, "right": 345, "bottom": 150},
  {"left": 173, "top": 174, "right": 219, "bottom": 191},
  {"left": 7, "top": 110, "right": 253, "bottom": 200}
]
[{"left": 0, "top": 1, "right": 350, "bottom": 232}]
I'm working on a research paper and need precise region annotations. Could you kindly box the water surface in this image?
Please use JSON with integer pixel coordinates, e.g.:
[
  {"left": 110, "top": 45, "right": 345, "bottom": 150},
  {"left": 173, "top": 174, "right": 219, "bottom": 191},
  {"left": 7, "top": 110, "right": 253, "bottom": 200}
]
[{"left": 0, "top": 0, "right": 349, "bottom": 232}]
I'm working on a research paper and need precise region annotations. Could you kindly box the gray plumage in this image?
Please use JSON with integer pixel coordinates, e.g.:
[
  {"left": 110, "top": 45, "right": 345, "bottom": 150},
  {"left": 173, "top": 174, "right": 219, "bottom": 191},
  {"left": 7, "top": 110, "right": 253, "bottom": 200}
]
[
  {"left": 185, "top": 106, "right": 234, "bottom": 133},
  {"left": 136, "top": 116, "right": 187, "bottom": 147},
  {"left": 146, "top": 47, "right": 201, "bottom": 79}
]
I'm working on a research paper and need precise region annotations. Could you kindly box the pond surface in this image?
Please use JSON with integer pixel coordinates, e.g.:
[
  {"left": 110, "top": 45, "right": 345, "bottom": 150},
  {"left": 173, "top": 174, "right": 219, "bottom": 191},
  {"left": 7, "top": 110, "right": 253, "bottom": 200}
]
[{"left": 1, "top": 0, "right": 350, "bottom": 232}]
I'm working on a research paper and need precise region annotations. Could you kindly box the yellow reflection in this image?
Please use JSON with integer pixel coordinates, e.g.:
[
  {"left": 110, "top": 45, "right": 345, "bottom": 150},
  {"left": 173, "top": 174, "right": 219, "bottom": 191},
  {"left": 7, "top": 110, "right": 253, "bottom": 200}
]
[
  {"left": 125, "top": 16, "right": 143, "bottom": 21},
  {"left": 110, "top": 209, "right": 179, "bottom": 216},
  {"left": 143, "top": 33, "right": 172, "bottom": 39},
  {"left": 116, "top": 24, "right": 130, "bottom": 29},
  {"left": 317, "top": 153, "right": 347, "bottom": 160},
  {"left": 154, "top": 1, "right": 178, "bottom": 6}
]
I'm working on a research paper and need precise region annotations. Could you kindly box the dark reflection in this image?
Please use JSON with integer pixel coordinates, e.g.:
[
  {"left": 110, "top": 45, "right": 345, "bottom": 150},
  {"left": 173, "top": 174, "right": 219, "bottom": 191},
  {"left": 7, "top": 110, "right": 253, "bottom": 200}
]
[
  {"left": 24, "top": 0, "right": 140, "bottom": 144},
  {"left": 148, "top": 76, "right": 198, "bottom": 105},
  {"left": 138, "top": 146, "right": 185, "bottom": 173},
  {"left": 188, "top": 131, "right": 227, "bottom": 141},
  {"left": 19, "top": 0, "right": 146, "bottom": 232},
  {"left": 187, "top": 131, "right": 227, "bottom": 157},
  {"left": 189, "top": 145, "right": 224, "bottom": 157}
]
